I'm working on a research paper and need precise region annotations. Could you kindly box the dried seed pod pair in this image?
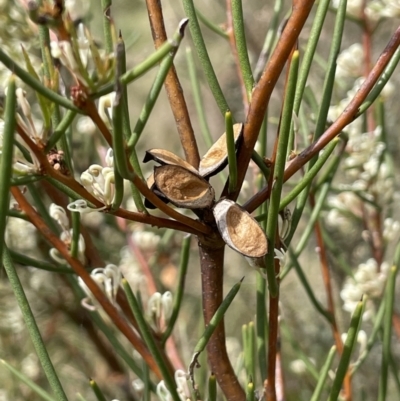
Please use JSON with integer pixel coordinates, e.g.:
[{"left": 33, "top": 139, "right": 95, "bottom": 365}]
[
  {"left": 144, "top": 149, "right": 214, "bottom": 210},
  {"left": 143, "top": 123, "right": 243, "bottom": 209}
]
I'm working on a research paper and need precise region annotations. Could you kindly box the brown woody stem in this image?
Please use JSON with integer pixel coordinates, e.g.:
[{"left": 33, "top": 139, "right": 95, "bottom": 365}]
[
  {"left": 198, "top": 234, "right": 245, "bottom": 401},
  {"left": 222, "top": 0, "right": 315, "bottom": 201},
  {"left": 145, "top": 0, "right": 200, "bottom": 168}
]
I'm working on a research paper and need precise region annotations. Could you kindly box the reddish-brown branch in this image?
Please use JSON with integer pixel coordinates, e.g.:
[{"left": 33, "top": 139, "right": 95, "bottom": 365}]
[
  {"left": 244, "top": 24, "right": 400, "bottom": 214},
  {"left": 311, "top": 198, "right": 353, "bottom": 400},
  {"left": 282, "top": 26, "right": 400, "bottom": 182},
  {"left": 225, "top": 0, "right": 250, "bottom": 114},
  {"left": 40, "top": 179, "right": 105, "bottom": 267},
  {"left": 198, "top": 235, "right": 245, "bottom": 401},
  {"left": 144, "top": 0, "right": 200, "bottom": 168},
  {"left": 16, "top": 122, "right": 210, "bottom": 235},
  {"left": 11, "top": 186, "right": 164, "bottom": 379},
  {"left": 222, "top": 0, "right": 315, "bottom": 201}
]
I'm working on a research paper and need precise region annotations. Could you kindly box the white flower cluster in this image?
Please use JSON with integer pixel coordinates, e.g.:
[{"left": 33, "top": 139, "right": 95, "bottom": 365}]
[
  {"left": 78, "top": 264, "right": 122, "bottom": 311},
  {"left": 132, "top": 229, "right": 161, "bottom": 252},
  {"left": 340, "top": 258, "right": 389, "bottom": 319},
  {"left": 332, "top": 0, "right": 400, "bottom": 23},
  {"left": 68, "top": 148, "right": 116, "bottom": 213},
  {"left": 0, "top": 90, "right": 42, "bottom": 176},
  {"left": 50, "top": 22, "right": 113, "bottom": 88},
  {"left": 49, "top": 203, "right": 86, "bottom": 264}
]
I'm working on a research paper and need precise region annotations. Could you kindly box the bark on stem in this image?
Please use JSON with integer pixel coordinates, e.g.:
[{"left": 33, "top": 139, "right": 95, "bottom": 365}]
[
  {"left": 145, "top": 0, "right": 200, "bottom": 168},
  {"left": 198, "top": 234, "right": 245, "bottom": 401}
]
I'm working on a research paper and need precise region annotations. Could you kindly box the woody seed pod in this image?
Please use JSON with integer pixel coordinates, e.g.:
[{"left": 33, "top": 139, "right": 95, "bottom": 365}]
[
  {"left": 213, "top": 199, "right": 268, "bottom": 258},
  {"left": 154, "top": 165, "right": 214, "bottom": 209},
  {"left": 199, "top": 123, "right": 243, "bottom": 178},
  {"left": 144, "top": 173, "right": 170, "bottom": 209},
  {"left": 143, "top": 149, "right": 198, "bottom": 174}
]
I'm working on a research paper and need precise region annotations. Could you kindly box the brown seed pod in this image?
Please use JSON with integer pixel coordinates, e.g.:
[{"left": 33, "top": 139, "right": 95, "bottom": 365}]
[
  {"left": 213, "top": 199, "right": 268, "bottom": 258},
  {"left": 199, "top": 123, "right": 243, "bottom": 178},
  {"left": 154, "top": 165, "right": 215, "bottom": 209},
  {"left": 144, "top": 173, "right": 170, "bottom": 209},
  {"left": 143, "top": 149, "right": 198, "bottom": 174}
]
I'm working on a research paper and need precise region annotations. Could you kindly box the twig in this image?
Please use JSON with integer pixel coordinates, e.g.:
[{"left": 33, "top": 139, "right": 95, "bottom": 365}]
[
  {"left": 221, "top": 0, "right": 315, "bottom": 201},
  {"left": 283, "top": 25, "right": 400, "bottom": 182},
  {"left": 265, "top": 258, "right": 280, "bottom": 401},
  {"left": 145, "top": 0, "right": 200, "bottom": 168},
  {"left": 225, "top": 0, "right": 250, "bottom": 112},
  {"left": 11, "top": 186, "right": 163, "bottom": 379}
]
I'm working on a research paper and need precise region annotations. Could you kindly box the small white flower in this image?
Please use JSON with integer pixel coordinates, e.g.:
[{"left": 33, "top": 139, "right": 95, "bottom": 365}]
[
  {"left": 79, "top": 264, "right": 121, "bottom": 311},
  {"left": 64, "top": 0, "right": 90, "bottom": 21},
  {"left": 336, "top": 43, "right": 364, "bottom": 80},
  {"left": 98, "top": 92, "right": 116, "bottom": 125},
  {"left": 274, "top": 248, "right": 287, "bottom": 267},
  {"left": 290, "top": 359, "right": 308, "bottom": 375},
  {"left": 132, "top": 230, "right": 160, "bottom": 252},
  {"left": 157, "top": 380, "right": 171, "bottom": 401},
  {"left": 175, "top": 370, "right": 190, "bottom": 401},
  {"left": 147, "top": 291, "right": 174, "bottom": 333},
  {"left": 132, "top": 379, "right": 144, "bottom": 395},
  {"left": 49, "top": 203, "right": 70, "bottom": 231},
  {"left": 341, "top": 258, "right": 389, "bottom": 320},
  {"left": 383, "top": 218, "right": 400, "bottom": 242},
  {"left": 67, "top": 199, "right": 106, "bottom": 214},
  {"left": 78, "top": 151, "right": 116, "bottom": 206}
]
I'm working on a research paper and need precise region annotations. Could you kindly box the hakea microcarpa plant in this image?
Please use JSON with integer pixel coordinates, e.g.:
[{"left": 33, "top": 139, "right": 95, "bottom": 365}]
[{"left": 0, "top": 1, "right": 400, "bottom": 401}]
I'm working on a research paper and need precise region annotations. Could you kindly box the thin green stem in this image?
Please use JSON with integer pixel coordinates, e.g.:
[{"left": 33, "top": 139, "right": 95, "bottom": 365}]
[
  {"left": 264, "top": 50, "right": 299, "bottom": 297},
  {"left": 115, "top": 34, "right": 146, "bottom": 212},
  {"left": 288, "top": 0, "right": 331, "bottom": 150},
  {"left": 288, "top": 249, "right": 332, "bottom": 323},
  {"left": 186, "top": 47, "right": 213, "bottom": 148},
  {"left": 231, "top": 0, "right": 254, "bottom": 100},
  {"left": 193, "top": 278, "right": 242, "bottom": 355},
  {"left": 0, "top": 359, "right": 56, "bottom": 401},
  {"left": 46, "top": 110, "right": 76, "bottom": 152},
  {"left": 70, "top": 211, "right": 81, "bottom": 259},
  {"left": 0, "top": 48, "right": 79, "bottom": 112},
  {"left": 358, "top": 46, "right": 400, "bottom": 116},
  {"left": 127, "top": 49, "right": 182, "bottom": 150},
  {"left": 254, "top": 0, "right": 283, "bottom": 80},
  {"left": 279, "top": 138, "right": 339, "bottom": 210},
  {"left": 280, "top": 182, "right": 331, "bottom": 279},
  {"left": 95, "top": 19, "right": 189, "bottom": 98},
  {"left": 0, "top": 76, "right": 16, "bottom": 262},
  {"left": 225, "top": 111, "right": 238, "bottom": 194},
  {"left": 90, "top": 379, "right": 107, "bottom": 401},
  {"left": 309, "top": 346, "right": 336, "bottom": 401},
  {"left": 162, "top": 235, "right": 191, "bottom": 344},
  {"left": 9, "top": 250, "right": 73, "bottom": 274},
  {"left": 208, "top": 374, "right": 217, "bottom": 401},
  {"left": 378, "top": 263, "right": 399, "bottom": 401},
  {"left": 196, "top": 8, "right": 228, "bottom": 39},
  {"left": 101, "top": 0, "right": 113, "bottom": 53},
  {"left": 246, "top": 381, "right": 255, "bottom": 401},
  {"left": 328, "top": 298, "right": 365, "bottom": 401},
  {"left": 182, "top": 0, "right": 230, "bottom": 114},
  {"left": 2, "top": 246, "right": 68, "bottom": 401},
  {"left": 122, "top": 279, "right": 181, "bottom": 401}
]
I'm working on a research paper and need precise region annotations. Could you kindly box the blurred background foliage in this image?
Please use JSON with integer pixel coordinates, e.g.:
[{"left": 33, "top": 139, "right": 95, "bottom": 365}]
[{"left": 0, "top": 0, "right": 400, "bottom": 400}]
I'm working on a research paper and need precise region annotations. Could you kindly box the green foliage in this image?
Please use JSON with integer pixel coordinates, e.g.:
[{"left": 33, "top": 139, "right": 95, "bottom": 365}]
[{"left": 0, "top": 1, "right": 399, "bottom": 401}]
